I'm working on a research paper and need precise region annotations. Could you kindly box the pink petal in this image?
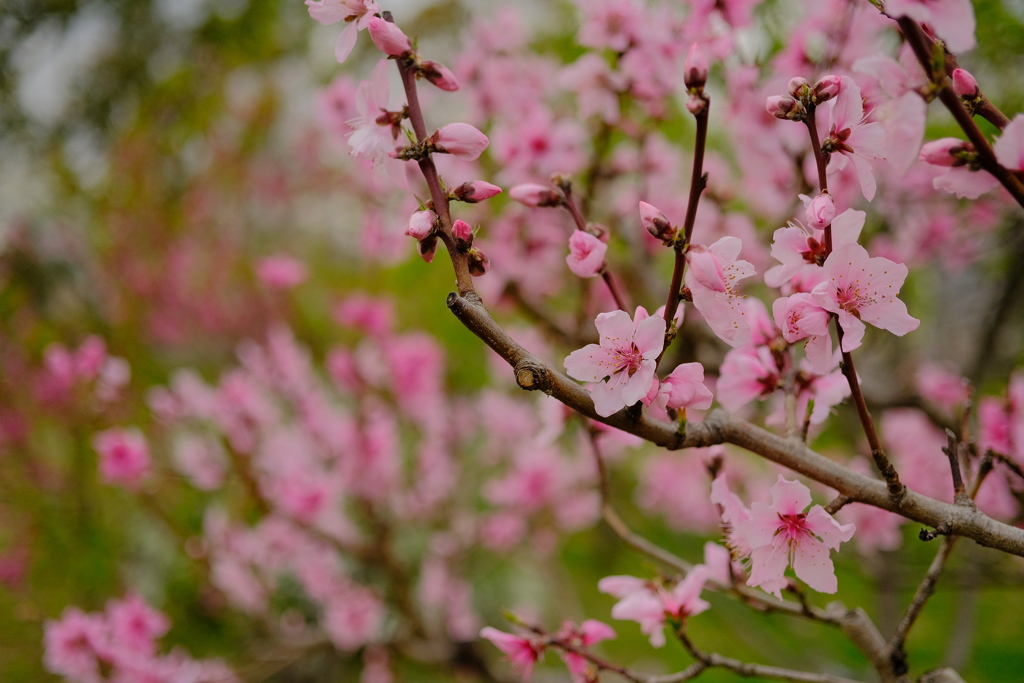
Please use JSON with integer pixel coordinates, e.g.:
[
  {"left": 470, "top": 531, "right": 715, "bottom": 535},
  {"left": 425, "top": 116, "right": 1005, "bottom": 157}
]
[
  {"left": 769, "top": 476, "right": 812, "bottom": 516},
  {"left": 334, "top": 22, "right": 359, "bottom": 63},
  {"left": 791, "top": 537, "right": 838, "bottom": 593},
  {"left": 994, "top": 115, "right": 1024, "bottom": 172}
]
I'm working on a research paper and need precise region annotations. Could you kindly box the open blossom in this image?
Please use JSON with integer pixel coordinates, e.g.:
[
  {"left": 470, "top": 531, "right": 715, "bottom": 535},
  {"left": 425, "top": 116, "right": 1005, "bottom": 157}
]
[
  {"left": 93, "top": 427, "right": 151, "bottom": 489},
  {"left": 655, "top": 362, "right": 713, "bottom": 411},
  {"left": 347, "top": 59, "right": 399, "bottom": 164},
  {"left": 733, "top": 476, "right": 855, "bottom": 597},
  {"left": 555, "top": 620, "right": 616, "bottom": 680},
  {"left": 763, "top": 209, "right": 865, "bottom": 289},
  {"left": 305, "top": 0, "right": 381, "bottom": 63},
  {"left": 819, "top": 76, "right": 886, "bottom": 201},
  {"left": 598, "top": 567, "right": 710, "bottom": 648},
  {"left": 811, "top": 243, "right": 919, "bottom": 352},
  {"left": 565, "top": 230, "right": 607, "bottom": 278},
  {"left": 884, "top": 0, "right": 975, "bottom": 54},
  {"left": 564, "top": 307, "right": 665, "bottom": 417},
  {"left": 685, "top": 236, "right": 756, "bottom": 348},
  {"left": 772, "top": 293, "right": 832, "bottom": 374},
  {"left": 480, "top": 627, "right": 544, "bottom": 679}
]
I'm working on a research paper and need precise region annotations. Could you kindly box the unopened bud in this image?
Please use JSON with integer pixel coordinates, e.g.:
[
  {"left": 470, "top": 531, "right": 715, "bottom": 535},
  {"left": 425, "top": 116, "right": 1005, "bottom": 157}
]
[
  {"left": 951, "top": 68, "right": 979, "bottom": 99},
  {"left": 406, "top": 209, "right": 437, "bottom": 240},
  {"left": 803, "top": 193, "right": 836, "bottom": 230},
  {"left": 686, "top": 93, "right": 708, "bottom": 116},
  {"left": 367, "top": 17, "right": 412, "bottom": 57},
  {"left": 419, "top": 235, "right": 438, "bottom": 263},
  {"left": 509, "top": 183, "right": 563, "bottom": 208},
  {"left": 787, "top": 77, "right": 810, "bottom": 99},
  {"left": 420, "top": 60, "right": 460, "bottom": 92},
  {"left": 684, "top": 43, "right": 708, "bottom": 90},
  {"left": 639, "top": 201, "right": 676, "bottom": 243},
  {"left": 919, "top": 138, "right": 973, "bottom": 167},
  {"left": 812, "top": 75, "right": 842, "bottom": 104},
  {"left": 452, "top": 180, "right": 502, "bottom": 203},
  {"left": 452, "top": 219, "right": 474, "bottom": 247},
  {"left": 766, "top": 95, "right": 805, "bottom": 121},
  {"left": 467, "top": 247, "right": 490, "bottom": 276},
  {"left": 429, "top": 123, "right": 489, "bottom": 160},
  {"left": 550, "top": 173, "right": 573, "bottom": 195}
]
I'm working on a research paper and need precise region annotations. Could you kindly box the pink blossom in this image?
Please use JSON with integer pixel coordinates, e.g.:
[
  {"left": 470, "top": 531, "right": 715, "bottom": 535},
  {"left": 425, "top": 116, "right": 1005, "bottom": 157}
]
[
  {"left": 885, "top": 0, "right": 975, "bottom": 54},
  {"left": 508, "top": 183, "right": 563, "bottom": 207},
  {"left": 559, "top": 54, "right": 627, "bottom": 124},
  {"left": 598, "top": 567, "right": 710, "bottom": 648},
  {"left": 305, "top": 0, "right": 382, "bottom": 63},
  {"left": 655, "top": 362, "right": 713, "bottom": 411},
  {"left": 820, "top": 76, "right": 886, "bottom": 201},
  {"left": 811, "top": 243, "right": 919, "bottom": 352},
  {"left": 106, "top": 593, "right": 170, "bottom": 657},
  {"left": 555, "top": 620, "right": 616, "bottom": 680},
  {"left": 772, "top": 293, "right": 833, "bottom": 374},
  {"left": 452, "top": 180, "right": 502, "bottom": 203},
  {"left": 347, "top": 59, "right": 399, "bottom": 164},
  {"left": 638, "top": 201, "right": 675, "bottom": 242},
  {"left": 951, "top": 68, "right": 979, "bottom": 98},
  {"left": 419, "top": 59, "right": 460, "bottom": 91},
  {"left": 480, "top": 627, "right": 544, "bottom": 679},
  {"left": 717, "top": 344, "right": 782, "bottom": 412},
  {"left": 406, "top": 209, "right": 437, "bottom": 240},
  {"left": 802, "top": 193, "right": 835, "bottom": 229},
  {"left": 734, "top": 476, "right": 855, "bottom": 597},
  {"left": 565, "top": 230, "right": 607, "bottom": 278},
  {"left": 93, "top": 427, "right": 151, "bottom": 489},
  {"left": 919, "top": 138, "right": 971, "bottom": 166},
  {"left": 366, "top": 16, "right": 411, "bottom": 57},
  {"left": 764, "top": 208, "right": 865, "bottom": 289},
  {"left": 256, "top": 254, "right": 307, "bottom": 290},
  {"left": 429, "top": 123, "right": 489, "bottom": 161},
  {"left": 564, "top": 307, "right": 665, "bottom": 417},
  {"left": 685, "top": 236, "right": 756, "bottom": 348},
  {"left": 43, "top": 607, "right": 107, "bottom": 681},
  {"left": 916, "top": 363, "right": 970, "bottom": 415},
  {"left": 994, "top": 114, "right": 1024, "bottom": 172}
]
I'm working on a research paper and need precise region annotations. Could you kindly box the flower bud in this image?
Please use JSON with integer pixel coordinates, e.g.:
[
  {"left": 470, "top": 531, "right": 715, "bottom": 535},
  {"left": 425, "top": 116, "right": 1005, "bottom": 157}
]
[
  {"left": 919, "top": 138, "right": 972, "bottom": 167},
  {"left": 639, "top": 201, "right": 676, "bottom": 243},
  {"left": 420, "top": 60, "right": 460, "bottom": 92},
  {"left": 684, "top": 43, "right": 708, "bottom": 90},
  {"left": 787, "top": 76, "right": 810, "bottom": 98},
  {"left": 429, "top": 123, "right": 489, "bottom": 160},
  {"left": 452, "top": 180, "right": 502, "bottom": 203},
  {"left": 509, "top": 183, "right": 563, "bottom": 208},
  {"left": 951, "top": 68, "right": 979, "bottom": 99},
  {"left": 686, "top": 94, "right": 707, "bottom": 116},
  {"left": 452, "top": 219, "right": 474, "bottom": 247},
  {"left": 803, "top": 193, "right": 835, "bottom": 229},
  {"left": 406, "top": 209, "right": 437, "bottom": 240},
  {"left": 367, "top": 17, "right": 412, "bottom": 57},
  {"left": 418, "top": 235, "right": 438, "bottom": 263},
  {"left": 811, "top": 75, "right": 842, "bottom": 104},
  {"left": 766, "top": 95, "right": 805, "bottom": 121},
  {"left": 467, "top": 247, "right": 490, "bottom": 276}
]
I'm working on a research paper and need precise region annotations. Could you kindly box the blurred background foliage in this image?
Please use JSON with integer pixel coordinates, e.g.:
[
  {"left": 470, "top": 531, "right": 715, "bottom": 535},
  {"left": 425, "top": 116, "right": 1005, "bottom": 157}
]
[{"left": 2, "top": 0, "right": 1024, "bottom": 681}]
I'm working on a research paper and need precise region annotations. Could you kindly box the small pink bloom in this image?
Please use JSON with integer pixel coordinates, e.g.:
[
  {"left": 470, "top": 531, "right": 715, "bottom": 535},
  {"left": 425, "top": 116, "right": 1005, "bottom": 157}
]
[
  {"left": 346, "top": 59, "right": 399, "bottom": 164},
  {"left": 256, "top": 254, "right": 307, "bottom": 290},
  {"left": 305, "top": 0, "right": 381, "bottom": 63},
  {"left": 821, "top": 76, "right": 886, "bottom": 201},
  {"left": 812, "top": 75, "right": 842, "bottom": 103},
  {"left": 811, "top": 243, "right": 919, "bottom": 352},
  {"left": 406, "top": 209, "right": 437, "bottom": 240},
  {"left": 480, "top": 627, "right": 544, "bottom": 679},
  {"left": 685, "top": 237, "right": 756, "bottom": 348},
  {"left": 509, "top": 183, "right": 563, "bottom": 207},
  {"left": 429, "top": 123, "right": 489, "bottom": 160},
  {"left": 452, "top": 180, "right": 502, "bottom": 203},
  {"left": 734, "top": 476, "right": 855, "bottom": 597},
  {"left": 366, "top": 16, "right": 412, "bottom": 56},
  {"left": 106, "top": 593, "right": 170, "bottom": 657},
  {"left": 93, "top": 427, "right": 151, "bottom": 489},
  {"left": 716, "top": 344, "right": 782, "bottom": 412},
  {"left": 656, "top": 362, "right": 713, "bottom": 411},
  {"left": 772, "top": 293, "right": 833, "bottom": 374},
  {"left": 566, "top": 230, "right": 607, "bottom": 279},
  {"left": 598, "top": 567, "right": 710, "bottom": 648},
  {"left": 43, "top": 608, "right": 107, "bottom": 680},
  {"left": 764, "top": 208, "right": 864, "bottom": 289},
  {"left": 555, "top": 620, "right": 616, "bottom": 679},
  {"left": 564, "top": 307, "right": 666, "bottom": 417},
  {"left": 639, "top": 201, "right": 675, "bottom": 242},
  {"left": 420, "top": 60, "right": 460, "bottom": 91},
  {"left": 919, "top": 138, "right": 970, "bottom": 167},
  {"left": 451, "top": 219, "right": 474, "bottom": 244},
  {"left": 916, "top": 363, "right": 970, "bottom": 415},
  {"left": 802, "top": 193, "right": 835, "bottom": 230},
  {"left": 951, "top": 68, "right": 979, "bottom": 98}
]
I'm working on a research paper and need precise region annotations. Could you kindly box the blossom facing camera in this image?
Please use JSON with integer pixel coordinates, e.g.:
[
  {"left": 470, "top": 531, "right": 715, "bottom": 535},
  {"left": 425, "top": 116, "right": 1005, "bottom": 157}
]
[{"left": 429, "top": 123, "right": 490, "bottom": 160}]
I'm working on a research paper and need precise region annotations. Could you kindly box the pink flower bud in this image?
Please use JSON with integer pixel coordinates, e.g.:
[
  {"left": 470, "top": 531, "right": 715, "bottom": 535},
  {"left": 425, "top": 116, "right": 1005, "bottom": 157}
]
[
  {"left": 812, "top": 75, "right": 841, "bottom": 103},
  {"left": 420, "top": 60, "right": 460, "bottom": 92},
  {"left": 787, "top": 76, "right": 810, "bottom": 98},
  {"left": 566, "top": 230, "right": 607, "bottom": 278},
  {"left": 429, "top": 123, "right": 489, "bottom": 160},
  {"left": 452, "top": 219, "right": 474, "bottom": 245},
  {"left": 803, "top": 193, "right": 836, "bottom": 229},
  {"left": 683, "top": 43, "right": 708, "bottom": 90},
  {"left": 919, "top": 138, "right": 971, "bottom": 167},
  {"left": 509, "top": 183, "right": 563, "bottom": 208},
  {"left": 367, "top": 17, "right": 412, "bottom": 57},
  {"left": 639, "top": 201, "right": 675, "bottom": 242},
  {"left": 766, "top": 95, "right": 804, "bottom": 121},
  {"left": 418, "top": 234, "right": 437, "bottom": 263},
  {"left": 406, "top": 209, "right": 437, "bottom": 240},
  {"left": 952, "top": 68, "right": 979, "bottom": 98},
  {"left": 452, "top": 180, "right": 502, "bottom": 203},
  {"left": 686, "top": 94, "right": 707, "bottom": 116}
]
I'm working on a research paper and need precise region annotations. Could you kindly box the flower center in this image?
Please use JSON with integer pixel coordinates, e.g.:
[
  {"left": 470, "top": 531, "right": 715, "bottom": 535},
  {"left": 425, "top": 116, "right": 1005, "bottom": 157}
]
[
  {"left": 776, "top": 513, "right": 810, "bottom": 542},
  {"left": 613, "top": 343, "right": 643, "bottom": 377}
]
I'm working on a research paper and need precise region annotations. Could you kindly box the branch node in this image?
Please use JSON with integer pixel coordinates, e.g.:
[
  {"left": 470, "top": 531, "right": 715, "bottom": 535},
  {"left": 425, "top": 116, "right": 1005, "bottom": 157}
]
[{"left": 919, "top": 523, "right": 952, "bottom": 542}]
